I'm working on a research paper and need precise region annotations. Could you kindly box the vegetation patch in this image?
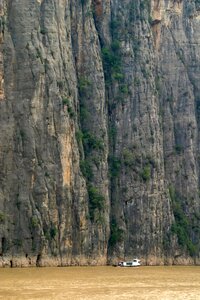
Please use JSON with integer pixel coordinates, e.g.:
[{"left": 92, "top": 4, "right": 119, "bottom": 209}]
[
  {"left": 109, "top": 219, "right": 124, "bottom": 247},
  {"left": 40, "top": 28, "right": 47, "bottom": 35},
  {"left": 78, "top": 77, "right": 92, "bottom": 97},
  {"left": 62, "top": 97, "right": 75, "bottom": 118},
  {"left": 50, "top": 225, "right": 57, "bottom": 239},
  {"left": 80, "top": 104, "right": 91, "bottom": 123},
  {"left": 0, "top": 211, "right": 6, "bottom": 224},
  {"left": 102, "top": 40, "right": 124, "bottom": 85},
  {"left": 108, "top": 155, "right": 121, "bottom": 178},
  {"left": 140, "top": 164, "right": 151, "bottom": 181},
  {"left": 174, "top": 144, "right": 184, "bottom": 155},
  {"left": 88, "top": 185, "right": 105, "bottom": 221},
  {"left": 169, "top": 186, "right": 198, "bottom": 257},
  {"left": 31, "top": 216, "right": 39, "bottom": 228},
  {"left": 13, "top": 239, "right": 23, "bottom": 247},
  {"left": 122, "top": 149, "right": 135, "bottom": 167},
  {"left": 82, "top": 130, "right": 104, "bottom": 153},
  {"left": 44, "top": 224, "right": 58, "bottom": 240},
  {"left": 80, "top": 160, "right": 93, "bottom": 180}
]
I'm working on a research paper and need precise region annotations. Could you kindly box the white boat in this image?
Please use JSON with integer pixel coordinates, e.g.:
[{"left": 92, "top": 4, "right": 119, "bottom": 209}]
[{"left": 117, "top": 258, "right": 141, "bottom": 267}]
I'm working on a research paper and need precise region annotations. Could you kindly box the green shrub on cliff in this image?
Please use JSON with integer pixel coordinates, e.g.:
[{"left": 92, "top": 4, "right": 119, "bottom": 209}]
[
  {"left": 109, "top": 219, "right": 124, "bottom": 247},
  {"left": 88, "top": 185, "right": 105, "bottom": 222},
  {"left": 0, "top": 211, "right": 6, "bottom": 223},
  {"left": 169, "top": 186, "right": 198, "bottom": 256}
]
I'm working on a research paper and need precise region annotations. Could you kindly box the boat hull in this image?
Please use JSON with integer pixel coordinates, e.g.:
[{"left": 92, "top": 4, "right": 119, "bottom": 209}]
[{"left": 117, "top": 259, "right": 141, "bottom": 267}]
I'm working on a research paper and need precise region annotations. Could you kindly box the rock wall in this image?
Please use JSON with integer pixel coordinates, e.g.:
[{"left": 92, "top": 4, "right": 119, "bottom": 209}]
[{"left": 0, "top": 0, "right": 199, "bottom": 266}]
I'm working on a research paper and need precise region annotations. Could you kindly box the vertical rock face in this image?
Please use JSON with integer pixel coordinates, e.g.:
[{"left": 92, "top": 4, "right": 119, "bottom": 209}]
[
  {"left": 0, "top": 0, "right": 199, "bottom": 266},
  {"left": 0, "top": 0, "right": 110, "bottom": 266}
]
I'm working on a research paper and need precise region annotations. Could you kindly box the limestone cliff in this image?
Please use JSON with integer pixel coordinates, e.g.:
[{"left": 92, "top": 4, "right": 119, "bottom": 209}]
[{"left": 0, "top": 0, "right": 199, "bottom": 267}]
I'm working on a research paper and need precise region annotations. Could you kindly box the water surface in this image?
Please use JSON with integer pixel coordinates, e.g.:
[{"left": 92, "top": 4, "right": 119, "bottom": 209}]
[{"left": 0, "top": 266, "right": 199, "bottom": 299}]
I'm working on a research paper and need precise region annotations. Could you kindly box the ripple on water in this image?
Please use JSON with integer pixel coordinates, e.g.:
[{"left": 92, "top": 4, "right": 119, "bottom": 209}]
[{"left": 0, "top": 266, "right": 199, "bottom": 300}]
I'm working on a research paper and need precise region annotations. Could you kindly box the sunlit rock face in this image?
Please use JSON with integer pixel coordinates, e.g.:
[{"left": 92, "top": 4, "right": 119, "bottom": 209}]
[{"left": 0, "top": 0, "right": 199, "bottom": 266}]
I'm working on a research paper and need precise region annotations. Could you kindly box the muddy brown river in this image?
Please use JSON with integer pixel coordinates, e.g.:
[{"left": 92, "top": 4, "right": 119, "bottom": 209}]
[{"left": 0, "top": 266, "right": 199, "bottom": 299}]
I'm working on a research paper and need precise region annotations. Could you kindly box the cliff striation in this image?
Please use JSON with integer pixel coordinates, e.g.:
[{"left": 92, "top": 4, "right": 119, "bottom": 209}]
[{"left": 0, "top": 0, "right": 199, "bottom": 267}]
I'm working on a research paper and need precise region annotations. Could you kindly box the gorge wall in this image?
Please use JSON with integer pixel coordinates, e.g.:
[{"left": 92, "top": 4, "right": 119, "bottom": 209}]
[{"left": 0, "top": 0, "right": 199, "bottom": 267}]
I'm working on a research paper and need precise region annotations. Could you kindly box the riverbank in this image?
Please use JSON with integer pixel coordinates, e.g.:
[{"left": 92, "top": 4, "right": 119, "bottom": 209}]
[{"left": 0, "top": 255, "right": 199, "bottom": 268}]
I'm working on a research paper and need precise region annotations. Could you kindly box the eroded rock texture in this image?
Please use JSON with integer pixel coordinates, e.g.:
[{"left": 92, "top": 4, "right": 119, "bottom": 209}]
[{"left": 0, "top": 0, "right": 199, "bottom": 266}]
